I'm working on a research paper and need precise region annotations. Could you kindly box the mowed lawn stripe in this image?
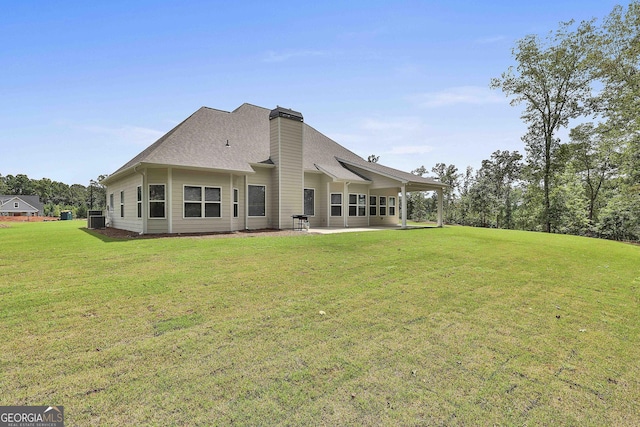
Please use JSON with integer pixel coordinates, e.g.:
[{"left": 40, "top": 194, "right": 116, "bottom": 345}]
[{"left": 0, "top": 220, "right": 638, "bottom": 425}]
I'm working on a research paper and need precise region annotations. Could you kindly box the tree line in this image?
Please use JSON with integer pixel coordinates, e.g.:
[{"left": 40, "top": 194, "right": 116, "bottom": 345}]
[
  {"left": 403, "top": 2, "right": 640, "bottom": 242},
  {"left": 0, "top": 173, "right": 107, "bottom": 219}
]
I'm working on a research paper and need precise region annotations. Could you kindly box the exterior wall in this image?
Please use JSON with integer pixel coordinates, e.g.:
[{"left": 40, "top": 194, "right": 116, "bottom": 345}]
[
  {"left": 303, "top": 172, "right": 328, "bottom": 228},
  {"left": 369, "top": 189, "right": 400, "bottom": 226},
  {"left": 170, "top": 169, "right": 233, "bottom": 234},
  {"left": 345, "top": 183, "right": 369, "bottom": 227},
  {"left": 328, "top": 182, "right": 345, "bottom": 227},
  {"left": 0, "top": 198, "right": 38, "bottom": 216},
  {"left": 247, "top": 167, "right": 273, "bottom": 230},
  {"left": 146, "top": 168, "right": 169, "bottom": 234},
  {"left": 270, "top": 116, "right": 304, "bottom": 229},
  {"left": 106, "top": 172, "right": 143, "bottom": 233}
]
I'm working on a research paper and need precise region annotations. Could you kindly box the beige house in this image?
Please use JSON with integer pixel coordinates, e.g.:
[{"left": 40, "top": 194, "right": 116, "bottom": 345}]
[{"left": 102, "top": 104, "right": 446, "bottom": 234}]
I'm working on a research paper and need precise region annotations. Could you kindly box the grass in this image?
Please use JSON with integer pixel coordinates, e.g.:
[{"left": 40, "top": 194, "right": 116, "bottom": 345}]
[{"left": 0, "top": 220, "right": 638, "bottom": 425}]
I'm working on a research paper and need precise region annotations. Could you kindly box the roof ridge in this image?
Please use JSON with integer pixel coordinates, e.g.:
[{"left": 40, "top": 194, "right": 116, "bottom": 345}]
[{"left": 231, "top": 102, "right": 271, "bottom": 113}]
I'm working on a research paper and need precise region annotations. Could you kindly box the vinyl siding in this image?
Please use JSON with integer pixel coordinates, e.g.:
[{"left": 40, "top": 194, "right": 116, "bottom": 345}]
[
  {"left": 369, "top": 189, "right": 400, "bottom": 226},
  {"left": 345, "top": 183, "right": 369, "bottom": 227},
  {"left": 270, "top": 117, "right": 304, "bottom": 229},
  {"left": 146, "top": 168, "right": 168, "bottom": 234},
  {"left": 247, "top": 167, "right": 272, "bottom": 230},
  {"left": 170, "top": 169, "right": 233, "bottom": 234},
  {"left": 303, "top": 173, "right": 328, "bottom": 227},
  {"left": 107, "top": 172, "right": 143, "bottom": 233}
]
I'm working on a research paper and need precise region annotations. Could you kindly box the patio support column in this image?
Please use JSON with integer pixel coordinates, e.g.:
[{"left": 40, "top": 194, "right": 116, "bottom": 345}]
[
  {"left": 437, "top": 187, "right": 443, "bottom": 227},
  {"left": 401, "top": 184, "right": 407, "bottom": 229}
]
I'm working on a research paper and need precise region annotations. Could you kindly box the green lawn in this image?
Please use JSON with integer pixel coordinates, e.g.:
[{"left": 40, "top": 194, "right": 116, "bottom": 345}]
[{"left": 1, "top": 221, "right": 638, "bottom": 425}]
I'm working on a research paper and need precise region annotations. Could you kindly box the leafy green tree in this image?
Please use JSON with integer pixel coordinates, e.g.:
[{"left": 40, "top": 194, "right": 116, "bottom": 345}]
[
  {"left": 491, "top": 20, "right": 597, "bottom": 232},
  {"left": 478, "top": 150, "right": 522, "bottom": 229},
  {"left": 431, "top": 163, "right": 460, "bottom": 223}
]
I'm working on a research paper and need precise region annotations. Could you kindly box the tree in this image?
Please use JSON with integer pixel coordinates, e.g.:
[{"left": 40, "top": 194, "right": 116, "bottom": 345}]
[
  {"left": 367, "top": 154, "right": 380, "bottom": 163},
  {"left": 478, "top": 150, "right": 523, "bottom": 229},
  {"left": 431, "top": 163, "right": 460, "bottom": 223},
  {"left": 491, "top": 20, "right": 597, "bottom": 232}
]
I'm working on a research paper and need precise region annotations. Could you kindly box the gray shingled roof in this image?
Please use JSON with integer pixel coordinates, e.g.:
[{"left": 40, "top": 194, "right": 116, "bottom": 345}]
[
  {"left": 105, "top": 103, "right": 445, "bottom": 189},
  {"left": 0, "top": 195, "right": 44, "bottom": 213}
]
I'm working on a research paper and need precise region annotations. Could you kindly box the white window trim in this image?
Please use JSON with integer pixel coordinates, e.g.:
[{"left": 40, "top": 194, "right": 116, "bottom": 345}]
[
  {"left": 304, "top": 188, "right": 315, "bottom": 217},
  {"left": 369, "top": 195, "right": 377, "bottom": 216},
  {"left": 148, "top": 183, "right": 166, "bottom": 219},
  {"left": 379, "top": 196, "right": 387, "bottom": 216},
  {"left": 248, "top": 184, "right": 266, "bottom": 217},
  {"left": 183, "top": 185, "right": 222, "bottom": 219},
  {"left": 348, "top": 193, "right": 366, "bottom": 217},
  {"left": 233, "top": 188, "right": 239, "bottom": 218},
  {"left": 389, "top": 196, "right": 396, "bottom": 216},
  {"left": 330, "top": 192, "right": 343, "bottom": 217},
  {"left": 137, "top": 186, "right": 142, "bottom": 219}
]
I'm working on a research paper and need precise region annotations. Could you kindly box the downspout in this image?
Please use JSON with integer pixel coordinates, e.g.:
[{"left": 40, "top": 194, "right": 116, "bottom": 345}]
[
  {"left": 244, "top": 175, "right": 249, "bottom": 230},
  {"left": 344, "top": 182, "right": 349, "bottom": 228},
  {"left": 134, "top": 165, "right": 146, "bottom": 234},
  {"left": 401, "top": 184, "right": 407, "bottom": 229},
  {"left": 437, "top": 187, "right": 443, "bottom": 227},
  {"left": 167, "top": 167, "right": 173, "bottom": 233}
]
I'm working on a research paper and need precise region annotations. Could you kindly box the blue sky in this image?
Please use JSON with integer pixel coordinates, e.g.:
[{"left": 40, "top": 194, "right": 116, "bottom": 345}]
[{"left": 0, "top": 0, "right": 627, "bottom": 185}]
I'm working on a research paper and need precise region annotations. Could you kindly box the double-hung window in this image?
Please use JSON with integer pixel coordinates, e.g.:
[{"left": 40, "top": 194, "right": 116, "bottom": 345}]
[
  {"left": 149, "top": 184, "right": 166, "bottom": 218},
  {"left": 330, "top": 193, "right": 342, "bottom": 216},
  {"left": 369, "top": 195, "right": 377, "bottom": 216},
  {"left": 184, "top": 186, "right": 221, "bottom": 218},
  {"left": 379, "top": 196, "right": 387, "bottom": 216},
  {"left": 120, "top": 191, "right": 124, "bottom": 217},
  {"left": 389, "top": 196, "right": 396, "bottom": 216},
  {"left": 137, "top": 186, "right": 142, "bottom": 218},
  {"left": 304, "top": 188, "right": 315, "bottom": 216},
  {"left": 248, "top": 185, "right": 266, "bottom": 216},
  {"left": 233, "top": 188, "right": 239, "bottom": 218},
  {"left": 348, "top": 193, "right": 366, "bottom": 216}
]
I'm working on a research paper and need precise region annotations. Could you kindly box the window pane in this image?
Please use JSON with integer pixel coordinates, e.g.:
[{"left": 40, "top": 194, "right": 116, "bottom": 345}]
[
  {"left": 358, "top": 206, "right": 366, "bottom": 216},
  {"left": 248, "top": 185, "right": 265, "bottom": 216},
  {"left": 149, "top": 185, "right": 165, "bottom": 201},
  {"left": 233, "top": 203, "right": 238, "bottom": 218},
  {"left": 380, "top": 207, "right": 386, "bottom": 216},
  {"left": 379, "top": 196, "right": 386, "bottom": 206},
  {"left": 349, "top": 194, "right": 357, "bottom": 204},
  {"left": 370, "top": 206, "right": 377, "bottom": 216},
  {"left": 389, "top": 197, "right": 396, "bottom": 207},
  {"left": 358, "top": 194, "right": 366, "bottom": 205},
  {"left": 120, "top": 191, "right": 124, "bottom": 203},
  {"left": 233, "top": 189, "right": 238, "bottom": 203},
  {"left": 205, "top": 203, "right": 221, "bottom": 217},
  {"left": 184, "top": 186, "right": 201, "bottom": 201},
  {"left": 205, "top": 187, "right": 220, "bottom": 202},
  {"left": 137, "top": 186, "right": 142, "bottom": 202},
  {"left": 149, "top": 201, "right": 165, "bottom": 218},
  {"left": 331, "top": 193, "right": 342, "bottom": 204},
  {"left": 137, "top": 203, "right": 142, "bottom": 218},
  {"left": 185, "top": 202, "right": 201, "bottom": 217},
  {"left": 331, "top": 206, "right": 342, "bottom": 216},
  {"left": 304, "top": 189, "right": 314, "bottom": 216},
  {"left": 349, "top": 206, "right": 357, "bottom": 216},
  {"left": 389, "top": 207, "right": 396, "bottom": 216},
  {"left": 369, "top": 195, "right": 377, "bottom": 206}
]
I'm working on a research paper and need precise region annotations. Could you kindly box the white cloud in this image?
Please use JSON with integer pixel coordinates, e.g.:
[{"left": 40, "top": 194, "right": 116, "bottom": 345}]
[
  {"left": 474, "top": 35, "right": 506, "bottom": 44},
  {"left": 410, "top": 86, "right": 506, "bottom": 108},
  {"left": 262, "top": 49, "right": 328, "bottom": 63}
]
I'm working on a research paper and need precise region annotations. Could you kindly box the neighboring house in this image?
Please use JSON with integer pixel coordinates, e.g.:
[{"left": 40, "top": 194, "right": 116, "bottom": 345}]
[
  {"left": 0, "top": 195, "right": 44, "bottom": 217},
  {"left": 102, "top": 103, "right": 447, "bottom": 234}
]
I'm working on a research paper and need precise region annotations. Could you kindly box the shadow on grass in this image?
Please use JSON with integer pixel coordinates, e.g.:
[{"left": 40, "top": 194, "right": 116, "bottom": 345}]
[{"left": 80, "top": 227, "right": 133, "bottom": 243}]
